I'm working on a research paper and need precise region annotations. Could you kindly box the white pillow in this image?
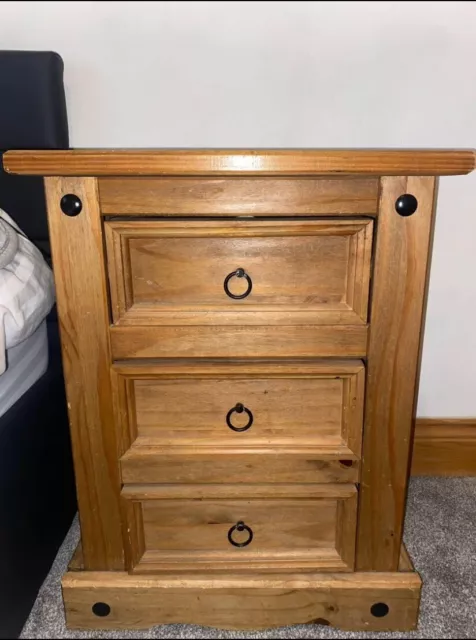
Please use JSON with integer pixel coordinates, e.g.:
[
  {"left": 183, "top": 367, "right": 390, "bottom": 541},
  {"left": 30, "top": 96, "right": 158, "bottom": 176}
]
[{"left": 0, "top": 208, "right": 55, "bottom": 374}]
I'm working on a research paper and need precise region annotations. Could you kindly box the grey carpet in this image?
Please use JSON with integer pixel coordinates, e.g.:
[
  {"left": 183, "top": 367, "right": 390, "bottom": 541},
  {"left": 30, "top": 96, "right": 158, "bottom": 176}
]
[{"left": 21, "top": 477, "right": 476, "bottom": 639}]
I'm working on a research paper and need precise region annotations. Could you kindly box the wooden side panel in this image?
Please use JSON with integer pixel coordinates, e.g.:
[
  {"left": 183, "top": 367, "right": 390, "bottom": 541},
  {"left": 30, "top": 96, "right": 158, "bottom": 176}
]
[
  {"left": 356, "top": 176, "right": 437, "bottom": 571},
  {"left": 45, "top": 177, "right": 124, "bottom": 571},
  {"left": 62, "top": 570, "right": 422, "bottom": 631},
  {"left": 98, "top": 177, "right": 379, "bottom": 216}
]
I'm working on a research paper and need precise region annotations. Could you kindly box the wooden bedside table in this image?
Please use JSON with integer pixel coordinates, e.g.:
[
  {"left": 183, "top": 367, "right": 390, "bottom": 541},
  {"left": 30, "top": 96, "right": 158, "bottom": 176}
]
[{"left": 4, "top": 148, "right": 475, "bottom": 632}]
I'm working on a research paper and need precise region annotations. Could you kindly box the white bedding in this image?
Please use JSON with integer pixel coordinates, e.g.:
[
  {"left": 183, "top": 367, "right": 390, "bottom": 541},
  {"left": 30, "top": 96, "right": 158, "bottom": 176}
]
[
  {"left": 0, "top": 208, "right": 54, "bottom": 374},
  {"left": 0, "top": 319, "right": 49, "bottom": 418}
]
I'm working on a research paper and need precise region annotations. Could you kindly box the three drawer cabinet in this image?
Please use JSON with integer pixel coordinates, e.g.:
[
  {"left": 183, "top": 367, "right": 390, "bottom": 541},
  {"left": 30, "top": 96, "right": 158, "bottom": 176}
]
[{"left": 4, "top": 148, "right": 475, "bottom": 632}]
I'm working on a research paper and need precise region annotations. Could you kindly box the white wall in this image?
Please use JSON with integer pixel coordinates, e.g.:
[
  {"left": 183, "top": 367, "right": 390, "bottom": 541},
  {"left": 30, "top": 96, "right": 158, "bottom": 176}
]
[{"left": 1, "top": 0, "right": 475, "bottom": 416}]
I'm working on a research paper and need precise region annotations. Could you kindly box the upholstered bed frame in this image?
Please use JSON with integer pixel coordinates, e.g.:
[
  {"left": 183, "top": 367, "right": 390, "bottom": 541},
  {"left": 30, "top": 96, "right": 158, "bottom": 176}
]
[{"left": 0, "top": 50, "right": 77, "bottom": 638}]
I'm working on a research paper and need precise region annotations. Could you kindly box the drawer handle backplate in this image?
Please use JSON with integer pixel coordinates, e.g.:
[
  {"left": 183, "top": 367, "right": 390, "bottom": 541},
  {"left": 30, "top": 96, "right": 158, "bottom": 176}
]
[
  {"left": 223, "top": 268, "right": 252, "bottom": 299},
  {"left": 228, "top": 521, "right": 253, "bottom": 547},
  {"left": 226, "top": 403, "right": 253, "bottom": 432}
]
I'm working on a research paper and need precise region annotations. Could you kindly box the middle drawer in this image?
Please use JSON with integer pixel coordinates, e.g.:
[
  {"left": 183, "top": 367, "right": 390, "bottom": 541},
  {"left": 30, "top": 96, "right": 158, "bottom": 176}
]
[{"left": 113, "top": 360, "right": 365, "bottom": 484}]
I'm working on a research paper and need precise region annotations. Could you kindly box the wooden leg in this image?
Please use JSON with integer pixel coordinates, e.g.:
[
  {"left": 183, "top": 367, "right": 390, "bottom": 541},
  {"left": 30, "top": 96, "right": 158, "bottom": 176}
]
[
  {"left": 45, "top": 177, "right": 125, "bottom": 570},
  {"left": 356, "top": 176, "right": 437, "bottom": 571}
]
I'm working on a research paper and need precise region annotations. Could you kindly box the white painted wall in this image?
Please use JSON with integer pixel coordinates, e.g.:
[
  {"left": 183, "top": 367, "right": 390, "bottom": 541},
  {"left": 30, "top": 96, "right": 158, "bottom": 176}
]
[{"left": 1, "top": 1, "right": 475, "bottom": 416}]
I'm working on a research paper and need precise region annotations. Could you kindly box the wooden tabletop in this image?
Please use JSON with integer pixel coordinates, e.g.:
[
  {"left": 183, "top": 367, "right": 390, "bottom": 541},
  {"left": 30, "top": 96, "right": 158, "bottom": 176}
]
[{"left": 3, "top": 148, "right": 475, "bottom": 176}]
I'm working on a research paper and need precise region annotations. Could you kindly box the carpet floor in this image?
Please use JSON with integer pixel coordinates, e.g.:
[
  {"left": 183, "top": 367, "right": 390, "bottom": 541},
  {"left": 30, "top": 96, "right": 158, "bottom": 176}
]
[{"left": 21, "top": 477, "right": 476, "bottom": 639}]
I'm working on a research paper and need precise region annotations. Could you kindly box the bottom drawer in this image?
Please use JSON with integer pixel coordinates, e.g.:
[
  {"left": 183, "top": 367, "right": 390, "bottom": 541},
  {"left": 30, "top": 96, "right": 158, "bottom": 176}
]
[{"left": 121, "top": 484, "right": 357, "bottom": 573}]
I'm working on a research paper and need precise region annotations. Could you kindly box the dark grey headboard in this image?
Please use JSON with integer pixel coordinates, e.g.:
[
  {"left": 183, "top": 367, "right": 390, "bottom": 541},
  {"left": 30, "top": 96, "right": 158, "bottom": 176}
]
[{"left": 0, "top": 50, "right": 69, "bottom": 256}]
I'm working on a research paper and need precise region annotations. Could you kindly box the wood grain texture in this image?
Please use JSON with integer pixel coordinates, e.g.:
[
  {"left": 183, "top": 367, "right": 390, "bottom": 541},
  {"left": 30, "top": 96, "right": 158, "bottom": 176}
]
[
  {"left": 62, "top": 569, "right": 422, "bottom": 631},
  {"left": 68, "top": 539, "right": 416, "bottom": 573},
  {"left": 138, "top": 499, "right": 345, "bottom": 571},
  {"left": 120, "top": 449, "right": 359, "bottom": 484},
  {"left": 113, "top": 360, "right": 364, "bottom": 482},
  {"left": 110, "top": 369, "right": 137, "bottom": 458},
  {"left": 412, "top": 418, "right": 476, "bottom": 476},
  {"left": 121, "top": 499, "right": 145, "bottom": 571},
  {"left": 134, "top": 376, "right": 345, "bottom": 443},
  {"left": 121, "top": 484, "right": 357, "bottom": 501},
  {"left": 110, "top": 324, "right": 368, "bottom": 359},
  {"left": 335, "top": 491, "right": 358, "bottom": 569},
  {"left": 98, "top": 177, "right": 379, "bottom": 216},
  {"left": 44, "top": 177, "right": 124, "bottom": 571},
  {"left": 112, "top": 359, "right": 365, "bottom": 378},
  {"left": 342, "top": 369, "right": 367, "bottom": 457},
  {"left": 136, "top": 549, "right": 347, "bottom": 574},
  {"left": 356, "top": 176, "right": 437, "bottom": 571},
  {"left": 119, "top": 361, "right": 365, "bottom": 451},
  {"left": 105, "top": 219, "right": 373, "bottom": 326},
  {"left": 121, "top": 484, "right": 357, "bottom": 573},
  {"left": 5, "top": 148, "right": 475, "bottom": 176}
]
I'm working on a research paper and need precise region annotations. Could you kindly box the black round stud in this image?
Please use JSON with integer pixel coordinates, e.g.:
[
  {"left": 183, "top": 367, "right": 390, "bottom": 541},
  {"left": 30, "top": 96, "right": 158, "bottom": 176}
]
[
  {"left": 92, "top": 602, "right": 111, "bottom": 617},
  {"left": 370, "top": 602, "right": 389, "bottom": 618},
  {"left": 395, "top": 194, "right": 418, "bottom": 217},
  {"left": 60, "top": 193, "right": 82, "bottom": 216}
]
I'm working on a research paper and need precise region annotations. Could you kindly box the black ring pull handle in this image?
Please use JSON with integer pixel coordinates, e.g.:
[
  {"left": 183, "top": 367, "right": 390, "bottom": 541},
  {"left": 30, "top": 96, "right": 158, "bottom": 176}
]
[
  {"left": 228, "top": 521, "right": 253, "bottom": 547},
  {"left": 224, "top": 268, "right": 252, "bottom": 299},
  {"left": 226, "top": 403, "right": 253, "bottom": 432}
]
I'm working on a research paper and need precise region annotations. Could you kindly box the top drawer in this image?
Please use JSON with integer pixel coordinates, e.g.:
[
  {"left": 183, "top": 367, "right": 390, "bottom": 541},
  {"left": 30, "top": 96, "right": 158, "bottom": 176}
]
[{"left": 105, "top": 219, "right": 373, "bottom": 328}]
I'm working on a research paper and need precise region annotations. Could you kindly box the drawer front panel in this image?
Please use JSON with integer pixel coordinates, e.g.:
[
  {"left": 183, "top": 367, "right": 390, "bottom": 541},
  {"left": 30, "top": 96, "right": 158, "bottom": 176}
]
[
  {"left": 133, "top": 377, "right": 361, "bottom": 448},
  {"left": 120, "top": 452, "right": 360, "bottom": 485},
  {"left": 98, "top": 176, "right": 379, "bottom": 216},
  {"left": 121, "top": 484, "right": 357, "bottom": 573},
  {"left": 112, "top": 360, "right": 364, "bottom": 455},
  {"left": 105, "top": 219, "right": 373, "bottom": 326},
  {"left": 142, "top": 499, "right": 336, "bottom": 551},
  {"left": 110, "top": 324, "right": 368, "bottom": 359}
]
